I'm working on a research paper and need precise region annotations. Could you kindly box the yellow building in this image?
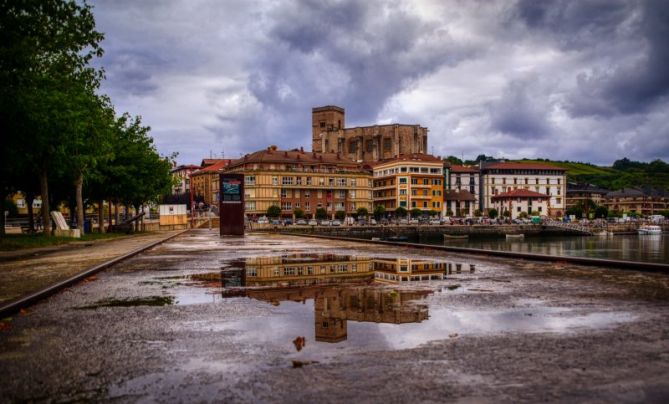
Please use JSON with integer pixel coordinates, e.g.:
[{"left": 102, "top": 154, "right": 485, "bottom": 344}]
[
  {"left": 372, "top": 154, "right": 444, "bottom": 214},
  {"left": 223, "top": 146, "right": 373, "bottom": 218},
  {"left": 190, "top": 159, "right": 234, "bottom": 206}
]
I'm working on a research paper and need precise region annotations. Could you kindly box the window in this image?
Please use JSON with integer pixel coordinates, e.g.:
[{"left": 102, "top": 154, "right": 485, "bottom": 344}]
[
  {"left": 281, "top": 202, "right": 292, "bottom": 210},
  {"left": 400, "top": 167, "right": 407, "bottom": 172},
  {"left": 411, "top": 178, "right": 418, "bottom": 185},
  {"left": 423, "top": 201, "right": 428, "bottom": 208},
  {"left": 338, "top": 190, "right": 346, "bottom": 198},
  {"left": 538, "top": 206, "right": 542, "bottom": 212},
  {"left": 420, "top": 167, "right": 428, "bottom": 173},
  {"left": 304, "top": 202, "right": 311, "bottom": 211},
  {"left": 272, "top": 177, "right": 278, "bottom": 185},
  {"left": 350, "top": 190, "right": 356, "bottom": 198},
  {"left": 336, "top": 178, "right": 346, "bottom": 186},
  {"left": 383, "top": 137, "right": 392, "bottom": 151},
  {"left": 399, "top": 177, "right": 408, "bottom": 184},
  {"left": 349, "top": 141, "right": 357, "bottom": 153},
  {"left": 517, "top": 206, "right": 521, "bottom": 212},
  {"left": 400, "top": 200, "right": 407, "bottom": 207},
  {"left": 280, "top": 189, "right": 287, "bottom": 198},
  {"left": 423, "top": 189, "right": 428, "bottom": 196},
  {"left": 245, "top": 201, "right": 256, "bottom": 210},
  {"left": 423, "top": 178, "right": 429, "bottom": 185},
  {"left": 410, "top": 167, "right": 420, "bottom": 173},
  {"left": 304, "top": 190, "right": 310, "bottom": 197},
  {"left": 411, "top": 201, "right": 417, "bottom": 207},
  {"left": 245, "top": 176, "right": 256, "bottom": 185},
  {"left": 351, "top": 178, "right": 356, "bottom": 187},
  {"left": 306, "top": 177, "right": 312, "bottom": 185},
  {"left": 366, "top": 141, "right": 374, "bottom": 152},
  {"left": 430, "top": 168, "right": 440, "bottom": 174},
  {"left": 412, "top": 190, "right": 417, "bottom": 196},
  {"left": 399, "top": 189, "right": 407, "bottom": 195}
]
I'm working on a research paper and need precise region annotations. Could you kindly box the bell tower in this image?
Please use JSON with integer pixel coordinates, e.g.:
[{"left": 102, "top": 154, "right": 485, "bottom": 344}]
[{"left": 312, "top": 105, "right": 345, "bottom": 152}]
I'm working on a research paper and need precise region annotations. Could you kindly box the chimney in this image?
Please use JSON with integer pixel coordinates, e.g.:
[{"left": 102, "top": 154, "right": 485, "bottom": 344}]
[{"left": 300, "top": 146, "right": 304, "bottom": 153}]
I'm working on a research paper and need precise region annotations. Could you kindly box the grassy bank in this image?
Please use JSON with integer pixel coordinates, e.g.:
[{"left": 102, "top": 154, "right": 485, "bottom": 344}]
[{"left": 0, "top": 232, "right": 128, "bottom": 251}]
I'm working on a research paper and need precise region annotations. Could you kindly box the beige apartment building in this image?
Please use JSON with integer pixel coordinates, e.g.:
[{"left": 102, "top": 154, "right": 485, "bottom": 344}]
[
  {"left": 372, "top": 154, "right": 444, "bottom": 213},
  {"left": 222, "top": 146, "right": 373, "bottom": 219}
]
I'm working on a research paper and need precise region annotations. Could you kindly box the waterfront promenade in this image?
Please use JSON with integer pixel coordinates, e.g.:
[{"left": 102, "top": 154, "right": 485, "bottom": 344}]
[{"left": 1, "top": 229, "right": 668, "bottom": 402}]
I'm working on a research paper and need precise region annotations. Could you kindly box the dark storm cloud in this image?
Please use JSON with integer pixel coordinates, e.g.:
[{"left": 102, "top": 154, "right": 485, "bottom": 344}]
[
  {"left": 90, "top": 0, "right": 669, "bottom": 165},
  {"left": 489, "top": 78, "right": 553, "bottom": 138},
  {"left": 246, "top": 0, "right": 479, "bottom": 125}
]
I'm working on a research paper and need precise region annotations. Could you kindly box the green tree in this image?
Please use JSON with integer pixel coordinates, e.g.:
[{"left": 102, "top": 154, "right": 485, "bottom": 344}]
[
  {"left": 410, "top": 207, "right": 422, "bottom": 218},
  {"left": 395, "top": 206, "right": 407, "bottom": 217},
  {"left": 488, "top": 208, "right": 498, "bottom": 219},
  {"left": 1, "top": 0, "right": 105, "bottom": 235},
  {"left": 294, "top": 208, "right": 304, "bottom": 219},
  {"left": 315, "top": 208, "right": 327, "bottom": 220},
  {"left": 518, "top": 211, "right": 528, "bottom": 219},
  {"left": 503, "top": 210, "right": 511, "bottom": 218},
  {"left": 594, "top": 206, "right": 608, "bottom": 219},
  {"left": 444, "top": 156, "right": 463, "bottom": 165},
  {"left": 428, "top": 210, "right": 439, "bottom": 217},
  {"left": 566, "top": 205, "right": 583, "bottom": 219},
  {"left": 335, "top": 210, "right": 346, "bottom": 220},
  {"left": 473, "top": 209, "right": 482, "bottom": 217},
  {"left": 266, "top": 205, "right": 281, "bottom": 218},
  {"left": 356, "top": 207, "right": 368, "bottom": 218},
  {"left": 373, "top": 205, "right": 385, "bottom": 220}
]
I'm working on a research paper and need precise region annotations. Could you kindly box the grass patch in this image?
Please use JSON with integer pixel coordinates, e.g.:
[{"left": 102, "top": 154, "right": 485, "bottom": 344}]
[{"left": 0, "top": 232, "right": 128, "bottom": 251}]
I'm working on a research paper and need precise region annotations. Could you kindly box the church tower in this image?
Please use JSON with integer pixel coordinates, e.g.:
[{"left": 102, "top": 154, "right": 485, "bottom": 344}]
[{"left": 312, "top": 106, "right": 345, "bottom": 153}]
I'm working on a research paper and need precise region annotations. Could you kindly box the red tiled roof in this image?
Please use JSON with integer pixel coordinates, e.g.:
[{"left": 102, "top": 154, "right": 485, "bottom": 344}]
[
  {"left": 484, "top": 162, "right": 567, "bottom": 171},
  {"left": 449, "top": 165, "right": 479, "bottom": 173},
  {"left": 491, "top": 189, "right": 549, "bottom": 200},
  {"left": 192, "top": 159, "right": 234, "bottom": 175},
  {"left": 224, "top": 147, "right": 363, "bottom": 170}
]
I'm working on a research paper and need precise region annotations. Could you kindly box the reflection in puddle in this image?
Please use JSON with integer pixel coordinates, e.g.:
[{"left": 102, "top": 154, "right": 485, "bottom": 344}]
[{"left": 78, "top": 296, "right": 175, "bottom": 309}]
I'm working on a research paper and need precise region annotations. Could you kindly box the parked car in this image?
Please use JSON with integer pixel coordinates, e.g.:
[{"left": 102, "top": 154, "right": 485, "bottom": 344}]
[
  {"left": 270, "top": 219, "right": 281, "bottom": 225},
  {"left": 409, "top": 218, "right": 419, "bottom": 225},
  {"left": 308, "top": 219, "right": 318, "bottom": 226},
  {"left": 319, "top": 220, "right": 331, "bottom": 226},
  {"left": 370, "top": 219, "right": 377, "bottom": 225},
  {"left": 283, "top": 218, "right": 293, "bottom": 225},
  {"left": 296, "top": 219, "right": 307, "bottom": 225},
  {"left": 331, "top": 219, "right": 342, "bottom": 226},
  {"left": 429, "top": 219, "right": 441, "bottom": 225},
  {"left": 257, "top": 217, "right": 269, "bottom": 224}
]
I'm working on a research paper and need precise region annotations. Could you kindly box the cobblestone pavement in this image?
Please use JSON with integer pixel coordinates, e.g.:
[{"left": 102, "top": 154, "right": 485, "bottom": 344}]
[
  {"left": 0, "top": 230, "right": 668, "bottom": 403},
  {"left": 0, "top": 231, "right": 183, "bottom": 305}
]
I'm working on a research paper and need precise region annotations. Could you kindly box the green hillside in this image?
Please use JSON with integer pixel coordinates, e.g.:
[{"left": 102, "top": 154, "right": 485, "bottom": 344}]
[{"left": 513, "top": 158, "right": 669, "bottom": 191}]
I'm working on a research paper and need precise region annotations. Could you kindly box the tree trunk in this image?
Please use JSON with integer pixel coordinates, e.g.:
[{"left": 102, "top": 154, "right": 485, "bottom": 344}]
[
  {"left": 26, "top": 191, "right": 35, "bottom": 232},
  {"left": 114, "top": 201, "right": 119, "bottom": 225},
  {"left": 75, "top": 173, "right": 84, "bottom": 235},
  {"left": 108, "top": 201, "right": 112, "bottom": 231},
  {"left": 0, "top": 190, "right": 6, "bottom": 236},
  {"left": 98, "top": 199, "right": 105, "bottom": 233},
  {"left": 39, "top": 170, "right": 51, "bottom": 236}
]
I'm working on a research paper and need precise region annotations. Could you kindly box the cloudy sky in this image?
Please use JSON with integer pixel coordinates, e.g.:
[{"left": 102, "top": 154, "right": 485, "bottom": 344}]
[{"left": 90, "top": 0, "right": 669, "bottom": 166}]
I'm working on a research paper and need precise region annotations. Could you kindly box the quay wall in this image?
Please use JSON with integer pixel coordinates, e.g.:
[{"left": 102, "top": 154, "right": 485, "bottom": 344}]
[{"left": 271, "top": 225, "right": 585, "bottom": 239}]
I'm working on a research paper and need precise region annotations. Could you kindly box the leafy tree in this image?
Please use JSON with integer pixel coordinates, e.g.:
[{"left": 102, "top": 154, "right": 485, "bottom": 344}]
[
  {"left": 293, "top": 208, "right": 304, "bottom": 219},
  {"left": 444, "top": 156, "right": 463, "bottom": 165},
  {"left": 373, "top": 205, "right": 385, "bottom": 220},
  {"left": 1, "top": 0, "right": 104, "bottom": 235},
  {"left": 428, "top": 210, "right": 439, "bottom": 217},
  {"left": 518, "top": 212, "right": 528, "bottom": 219},
  {"left": 335, "top": 210, "right": 346, "bottom": 220},
  {"left": 566, "top": 205, "right": 583, "bottom": 219},
  {"left": 473, "top": 209, "right": 482, "bottom": 217},
  {"left": 488, "top": 208, "right": 498, "bottom": 219},
  {"left": 356, "top": 207, "right": 368, "bottom": 218},
  {"left": 266, "top": 205, "right": 281, "bottom": 218},
  {"left": 594, "top": 206, "right": 608, "bottom": 219},
  {"left": 315, "top": 208, "right": 327, "bottom": 220},
  {"left": 395, "top": 206, "right": 407, "bottom": 217},
  {"left": 410, "top": 207, "right": 422, "bottom": 218},
  {"left": 446, "top": 209, "right": 454, "bottom": 216}
]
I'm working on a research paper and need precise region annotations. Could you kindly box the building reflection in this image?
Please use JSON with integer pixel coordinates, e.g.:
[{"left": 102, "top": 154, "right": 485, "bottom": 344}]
[{"left": 219, "top": 254, "right": 475, "bottom": 343}]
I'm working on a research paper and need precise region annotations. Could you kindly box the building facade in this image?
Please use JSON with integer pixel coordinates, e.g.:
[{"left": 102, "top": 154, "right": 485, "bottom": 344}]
[
  {"left": 223, "top": 146, "right": 373, "bottom": 219},
  {"left": 170, "top": 164, "right": 200, "bottom": 195},
  {"left": 480, "top": 162, "right": 567, "bottom": 217},
  {"left": 444, "top": 164, "right": 480, "bottom": 217},
  {"left": 191, "top": 159, "right": 234, "bottom": 206},
  {"left": 603, "top": 187, "right": 669, "bottom": 215},
  {"left": 490, "top": 189, "right": 550, "bottom": 219},
  {"left": 372, "top": 154, "right": 444, "bottom": 213},
  {"left": 312, "top": 106, "right": 428, "bottom": 163}
]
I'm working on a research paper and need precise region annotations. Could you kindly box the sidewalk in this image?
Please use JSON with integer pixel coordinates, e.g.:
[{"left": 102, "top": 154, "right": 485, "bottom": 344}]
[{"left": 0, "top": 231, "right": 184, "bottom": 307}]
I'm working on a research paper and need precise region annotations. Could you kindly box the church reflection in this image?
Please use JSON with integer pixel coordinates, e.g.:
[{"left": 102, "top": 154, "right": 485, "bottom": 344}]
[{"left": 219, "top": 254, "right": 475, "bottom": 343}]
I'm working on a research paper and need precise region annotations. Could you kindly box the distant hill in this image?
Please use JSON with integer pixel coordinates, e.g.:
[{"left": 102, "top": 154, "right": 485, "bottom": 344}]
[{"left": 512, "top": 158, "right": 669, "bottom": 191}]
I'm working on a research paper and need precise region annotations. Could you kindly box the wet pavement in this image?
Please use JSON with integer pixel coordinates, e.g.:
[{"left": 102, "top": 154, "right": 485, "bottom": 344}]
[{"left": 1, "top": 230, "right": 669, "bottom": 402}]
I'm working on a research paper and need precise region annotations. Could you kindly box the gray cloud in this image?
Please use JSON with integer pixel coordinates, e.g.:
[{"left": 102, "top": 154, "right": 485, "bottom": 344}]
[{"left": 90, "top": 0, "right": 669, "bottom": 165}]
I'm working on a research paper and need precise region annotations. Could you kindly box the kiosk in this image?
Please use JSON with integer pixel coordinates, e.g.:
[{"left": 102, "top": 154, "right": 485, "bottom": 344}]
[{"left": 219, "top": 173, "right": 245, "bottom": 235}]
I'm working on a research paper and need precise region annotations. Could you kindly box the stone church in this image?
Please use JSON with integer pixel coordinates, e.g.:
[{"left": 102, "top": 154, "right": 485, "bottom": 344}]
[{"left": 311, "top": 105, "right": 429, "bottom": 163}]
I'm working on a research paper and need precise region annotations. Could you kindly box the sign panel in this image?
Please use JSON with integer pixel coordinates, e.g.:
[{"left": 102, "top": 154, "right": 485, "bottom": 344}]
[{"left": 219, "top": 173, "right": 245, "bottom": 235}]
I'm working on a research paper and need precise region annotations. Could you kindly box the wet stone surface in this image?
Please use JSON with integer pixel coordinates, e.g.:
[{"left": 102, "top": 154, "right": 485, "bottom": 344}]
[{"left": 1, "top": 230, "right": 669, "bottom": 403}]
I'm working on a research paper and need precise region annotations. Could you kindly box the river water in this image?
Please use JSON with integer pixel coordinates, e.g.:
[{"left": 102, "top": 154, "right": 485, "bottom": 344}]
[{"left": 417, "top": 234, "right": 668, "bottom": 264}]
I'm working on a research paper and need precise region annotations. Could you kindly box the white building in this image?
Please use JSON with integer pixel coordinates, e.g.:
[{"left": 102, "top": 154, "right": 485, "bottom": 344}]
[
  {"left": 480, "top": 162, "right": 567, "bottom": 217},
  {"left": 491, "top": 189, "right": 549, "bottom": 219},
  {"left": 444, "top": 164, "right": 480, "bottom": 217},
  {"left": 170, "top": 164, "right": 201, "bottom": 195}
]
